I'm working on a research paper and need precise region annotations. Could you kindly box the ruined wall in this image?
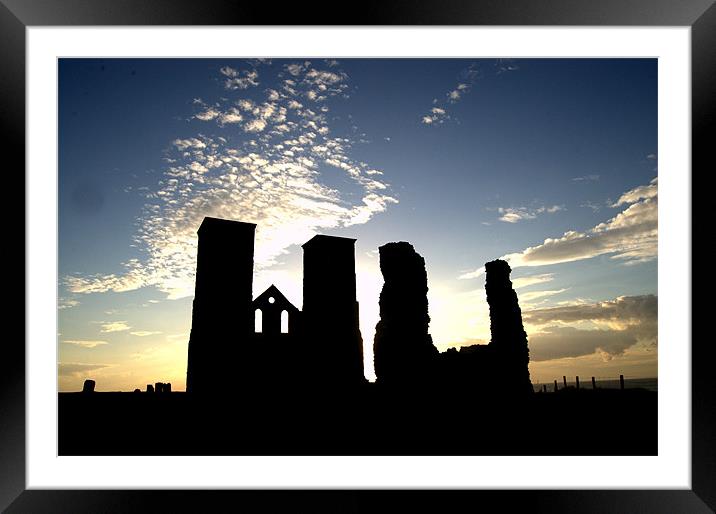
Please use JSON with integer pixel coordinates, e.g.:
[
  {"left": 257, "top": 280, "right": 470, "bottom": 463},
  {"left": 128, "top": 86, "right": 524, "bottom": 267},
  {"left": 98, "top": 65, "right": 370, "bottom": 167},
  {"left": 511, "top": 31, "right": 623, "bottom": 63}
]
[
  {"left": 373, "top": 242, "right": 438, "bottom": 385},
  {"left": 484, "top": 259, "right": 533, "bottom": 395}
]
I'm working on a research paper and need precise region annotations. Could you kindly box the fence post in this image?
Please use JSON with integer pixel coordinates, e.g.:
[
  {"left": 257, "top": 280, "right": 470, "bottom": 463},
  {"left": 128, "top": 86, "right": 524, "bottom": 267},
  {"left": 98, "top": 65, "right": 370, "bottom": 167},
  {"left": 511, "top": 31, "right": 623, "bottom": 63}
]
[
  {"left": 591, "top": 376, "right": 596, "bottom": 389},
  {"left": 554, "top": 380, "right": 558, "bottom": 392},
  {"left": 563, "top": 376, "right": 567, "bottom": 388},
  {"left": 620, "top": 374, "right": 625, "bottom": 390},
  {"left": 575, "top": 376, "right": 580, "bottom": 390}
]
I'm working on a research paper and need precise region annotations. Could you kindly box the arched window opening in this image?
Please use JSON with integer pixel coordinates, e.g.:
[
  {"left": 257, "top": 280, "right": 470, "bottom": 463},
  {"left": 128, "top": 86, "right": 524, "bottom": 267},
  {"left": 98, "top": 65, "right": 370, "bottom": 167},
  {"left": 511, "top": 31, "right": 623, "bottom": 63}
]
[
  {"left": 281, "top": 310, "right": 289, "bottom": 334},
  {"left": 255, "top": 309, "right": 262, "bottom": 333}
]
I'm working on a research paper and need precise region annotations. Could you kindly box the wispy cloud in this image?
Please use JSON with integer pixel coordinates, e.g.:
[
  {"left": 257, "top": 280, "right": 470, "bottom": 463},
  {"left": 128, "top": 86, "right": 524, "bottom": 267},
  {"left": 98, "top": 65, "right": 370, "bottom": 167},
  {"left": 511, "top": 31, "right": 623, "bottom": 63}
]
[
  {"left": 572, "top": 174, "right": 600, "bottom": 182},
  {"left": 421, "top": 107, "right": 449, "bottom": 125},
  {"left": 64, "top": 60, "right": 397, "bottom": 301},
  {"left": 58, "top": 362, "right": 111, "bottom": 377},
  {"left": 421, "top": 63, "right": 478, "bottom": 125},
  {"left": 495, "top": 58, "right": 519, "bottom": 74},
  {"left": 130, "top": 331, "right": 162, "bottom": 337},
  {"left": 497, "top": 205, "right": 564, "bottom": 223},
  {"left": 512, "top": 273, "right": 554, "bottom": 289},
  {"left": 580, "top": 201, "right": 603, "bottom": 212},
  {"left": 99, "top": 321, "right": 131, "bottom": 333},
  {"left": 58, "top": 297, "right": 80, "bottom": 309},
  {"left": 520, "top": 288, "right": 568, "bottom": 304},
  {"left": 458, "top": 266, "right": 485, "bottom": 280},
  {"left": 421, "top": 60, "right": 518, "bottom": 126},
  {"left": 129, "top": 347, "right": 159, "bottom": 361},
  {"left": 62, "top": 340, "right": 109, "bottom": 348},
  {"left": 166, "top": 333, "right": 189, "bottom": 343},
  {"left": 446, "top": 83, "right": 471, "bottom": 103},
  {"left": 459, "top": 178, "right": 657, "bottom": 281},
  {"left": 458, "top": 178, "right": 657, "bottom": 277}
]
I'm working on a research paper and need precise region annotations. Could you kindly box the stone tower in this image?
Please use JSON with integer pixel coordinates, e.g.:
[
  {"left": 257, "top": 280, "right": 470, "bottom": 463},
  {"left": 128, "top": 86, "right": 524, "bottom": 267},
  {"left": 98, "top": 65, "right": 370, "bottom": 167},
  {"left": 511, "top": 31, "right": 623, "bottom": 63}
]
[
  {"left": 302, "top": 235, "right": 365, "bottom": 386},
  {"left": 186, "top": 217, "right": 256, "bottom": 394},
  {"left": 484, "top": 259, "right": 533, "bottom": 395},
  {"left": 373, "top": 242, "right": 438, "bottom": 386}
]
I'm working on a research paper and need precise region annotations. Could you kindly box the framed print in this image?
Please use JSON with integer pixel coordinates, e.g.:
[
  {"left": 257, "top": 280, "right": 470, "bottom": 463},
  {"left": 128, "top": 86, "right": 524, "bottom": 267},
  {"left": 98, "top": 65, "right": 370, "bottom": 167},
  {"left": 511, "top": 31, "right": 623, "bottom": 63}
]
[{"left": 3, "top": 0, "right": 714, "bottom": 512}]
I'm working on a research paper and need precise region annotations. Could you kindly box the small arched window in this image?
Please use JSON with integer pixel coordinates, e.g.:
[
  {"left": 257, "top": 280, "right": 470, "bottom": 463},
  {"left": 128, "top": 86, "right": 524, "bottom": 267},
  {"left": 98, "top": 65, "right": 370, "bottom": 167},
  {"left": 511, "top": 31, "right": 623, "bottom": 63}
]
[
  {"left": 281, "top": 310, "right": 289, "bottom": 334},
  {"left": 255, "top": 309, "right": 262, "bottom": 333}
]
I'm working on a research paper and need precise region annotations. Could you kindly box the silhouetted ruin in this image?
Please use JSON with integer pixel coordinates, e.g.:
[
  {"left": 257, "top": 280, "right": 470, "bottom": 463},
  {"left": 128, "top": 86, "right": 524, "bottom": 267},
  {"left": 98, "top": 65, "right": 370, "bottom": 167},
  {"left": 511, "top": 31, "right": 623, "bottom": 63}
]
[
  {"left": 371, "top": 244, "right": 533, "bottom": 396},
  {"left": 59, "top": 216, "right": 656, "bottom": 457},
  {"left": 185, "top": 218, "right": 532, "bottom": 397},
  {"left": 373, "top": 242, "right": 438, "bottom": 386},
  {"left": 82, "top": 379, "right": 95, "bottom": 393},
  {"left": 154, "top": 382, "right": 171, "bottom": 393},
  {"left": 483, "top": 259, "right": 533, "bottom": 396},
  {"left": 185, "top": 217, "right": 365, "bottom": 396}
]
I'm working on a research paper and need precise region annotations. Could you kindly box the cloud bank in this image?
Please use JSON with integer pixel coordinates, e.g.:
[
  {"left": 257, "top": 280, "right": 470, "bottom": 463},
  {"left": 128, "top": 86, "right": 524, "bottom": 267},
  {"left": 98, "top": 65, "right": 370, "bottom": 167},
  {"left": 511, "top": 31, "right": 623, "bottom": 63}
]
[
  {"left": 504, "top": 178, "right": 657, "bottom": 268},
  {"left": 459, "top": 177, "right": 657, "bottom": 280},
  {"left": 524, "top": 294, "right": 657, "bottom": 361}
]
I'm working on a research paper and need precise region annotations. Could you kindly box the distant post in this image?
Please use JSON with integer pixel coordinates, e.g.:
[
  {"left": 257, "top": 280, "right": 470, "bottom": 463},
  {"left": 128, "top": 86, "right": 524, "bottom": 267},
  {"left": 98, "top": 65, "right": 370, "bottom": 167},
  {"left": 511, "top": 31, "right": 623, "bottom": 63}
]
[
  {"left": 82, "top": 379, "right": 95, "bottom": 393},
  {"left": 591, "top": 377, "right": 597, "bottom": 389},
  {"left": 563, "top": 376, "right": 567, "bottom": 388},
  {"left": 165, "top": 383, "right": 172, "bottom": 393},
  {"left": 554, "top": 380, "right": 558, "bottom": 392},
  {"left": 147, "top": 384, "right": 154, "bottom": 393},
  {"left": 542, "top": 384, "right": 547, "bottom": 393},
  {"left": 620, "top": 374, "right": 625, "bottom": 390},
  {"left": 155, "top": 382, "right": 163, "bottom": 393},
  {"left": 575, "top": 376, "right": 580, "bottom": 390}
]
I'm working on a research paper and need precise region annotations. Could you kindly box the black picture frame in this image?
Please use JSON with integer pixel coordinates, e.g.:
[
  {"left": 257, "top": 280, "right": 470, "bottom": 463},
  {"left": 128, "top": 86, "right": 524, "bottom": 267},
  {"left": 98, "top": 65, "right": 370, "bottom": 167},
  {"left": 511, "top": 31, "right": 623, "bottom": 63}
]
[{"left": 2, "top": 1, "right": 712, "bottom": 512}]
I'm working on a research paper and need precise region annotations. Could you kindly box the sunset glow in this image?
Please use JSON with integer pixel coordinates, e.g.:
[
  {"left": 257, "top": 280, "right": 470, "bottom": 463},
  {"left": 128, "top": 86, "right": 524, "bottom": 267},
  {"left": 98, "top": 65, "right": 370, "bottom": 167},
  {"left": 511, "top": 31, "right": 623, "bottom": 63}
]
[{"left": 59, "top": 58, "right": 657, "bottom": 391}]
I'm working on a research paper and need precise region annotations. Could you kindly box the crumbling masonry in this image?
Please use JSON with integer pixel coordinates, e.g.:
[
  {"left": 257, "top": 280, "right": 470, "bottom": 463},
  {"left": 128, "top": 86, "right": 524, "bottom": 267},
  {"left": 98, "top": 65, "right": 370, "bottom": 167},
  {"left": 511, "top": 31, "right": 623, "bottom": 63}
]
[
  {"left": 372, "top": 243, "right": 533, "bottom": 395},
  {"left": 373, "top": 242, "right": 438, "bottom": 386},
  {"left": 186, "top": 217, "right": 532, "bottom": 398}
]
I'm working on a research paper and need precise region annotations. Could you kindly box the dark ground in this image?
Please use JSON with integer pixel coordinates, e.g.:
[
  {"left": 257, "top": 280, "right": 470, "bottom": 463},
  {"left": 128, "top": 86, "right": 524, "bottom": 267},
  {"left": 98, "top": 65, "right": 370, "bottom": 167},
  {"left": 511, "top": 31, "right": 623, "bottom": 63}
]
[{"left": 59, "top": 386, "right": 656, "bottom": 456}]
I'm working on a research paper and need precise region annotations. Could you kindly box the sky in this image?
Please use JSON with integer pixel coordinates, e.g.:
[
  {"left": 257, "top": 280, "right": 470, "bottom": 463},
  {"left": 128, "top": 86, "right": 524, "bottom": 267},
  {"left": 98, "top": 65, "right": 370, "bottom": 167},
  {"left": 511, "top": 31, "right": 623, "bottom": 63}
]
[{"left": 58, "top": 58, "right": 658, "bottom": 391}]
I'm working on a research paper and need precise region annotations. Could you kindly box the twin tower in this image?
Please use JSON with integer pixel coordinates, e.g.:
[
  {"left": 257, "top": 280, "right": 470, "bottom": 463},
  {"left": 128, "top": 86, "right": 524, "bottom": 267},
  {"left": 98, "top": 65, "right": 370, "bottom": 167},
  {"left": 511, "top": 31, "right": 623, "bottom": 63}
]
[{"left": 185, "top": 217, "right": 365, "bottom": 394}]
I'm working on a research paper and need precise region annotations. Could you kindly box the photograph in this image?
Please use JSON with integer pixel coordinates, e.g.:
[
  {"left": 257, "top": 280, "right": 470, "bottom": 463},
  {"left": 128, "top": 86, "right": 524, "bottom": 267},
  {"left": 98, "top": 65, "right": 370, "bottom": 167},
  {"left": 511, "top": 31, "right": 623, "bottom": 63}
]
[
  {"left": 3, "top": 0, "right": 712, "bottom": 507},
  {"left": 57, "top": 57, "right": 658, "bottom": 456}
]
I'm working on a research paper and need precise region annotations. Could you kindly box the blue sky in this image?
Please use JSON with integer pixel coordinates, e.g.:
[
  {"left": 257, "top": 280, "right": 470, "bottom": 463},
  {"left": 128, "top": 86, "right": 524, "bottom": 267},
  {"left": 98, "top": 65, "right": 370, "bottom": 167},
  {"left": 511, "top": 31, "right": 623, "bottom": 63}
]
[{"left": 58, "top": 58, "right": 658, "bottom": 391}]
